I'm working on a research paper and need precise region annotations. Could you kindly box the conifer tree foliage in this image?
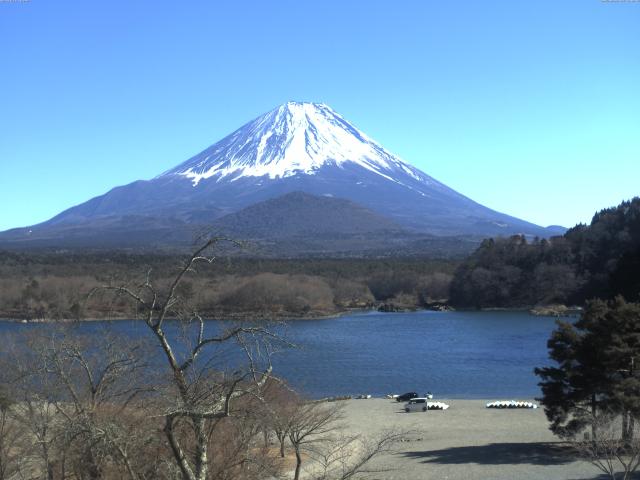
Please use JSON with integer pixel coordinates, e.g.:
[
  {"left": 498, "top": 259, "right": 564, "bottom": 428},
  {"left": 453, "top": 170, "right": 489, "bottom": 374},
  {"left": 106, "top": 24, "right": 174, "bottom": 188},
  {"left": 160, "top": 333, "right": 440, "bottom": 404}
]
[
  {"left": 536, "top": 298, "right": 640, "bottom": 440},
  {"left": 450, "top": 197, "right": 640, "bottom": 308}
]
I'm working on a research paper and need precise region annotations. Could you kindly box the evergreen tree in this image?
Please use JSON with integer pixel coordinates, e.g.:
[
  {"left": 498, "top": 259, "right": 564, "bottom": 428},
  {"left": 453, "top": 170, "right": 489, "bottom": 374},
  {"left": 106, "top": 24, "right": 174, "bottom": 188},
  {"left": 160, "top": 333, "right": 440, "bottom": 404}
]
[
  {"left": 535, "top": 298, "right": 640, "bottom": 440},
  {"left": 450, "top": 197, "right": 640, "bottom": 308}
]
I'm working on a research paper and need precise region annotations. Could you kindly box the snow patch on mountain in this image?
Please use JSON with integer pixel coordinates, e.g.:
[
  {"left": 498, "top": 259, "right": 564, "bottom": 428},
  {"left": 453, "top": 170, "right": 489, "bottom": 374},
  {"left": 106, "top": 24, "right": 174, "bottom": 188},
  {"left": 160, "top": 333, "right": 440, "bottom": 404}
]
[{"left": 160, "top": 102, "right": 439, "bottom": 192}]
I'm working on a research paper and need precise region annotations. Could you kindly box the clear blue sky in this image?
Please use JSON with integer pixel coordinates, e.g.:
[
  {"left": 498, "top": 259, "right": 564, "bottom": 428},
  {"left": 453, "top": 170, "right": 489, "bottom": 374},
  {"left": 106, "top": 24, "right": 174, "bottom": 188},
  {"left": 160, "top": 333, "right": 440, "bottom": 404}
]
[{"left": 1, "top": 0, "right": 638, "bottom": 231}]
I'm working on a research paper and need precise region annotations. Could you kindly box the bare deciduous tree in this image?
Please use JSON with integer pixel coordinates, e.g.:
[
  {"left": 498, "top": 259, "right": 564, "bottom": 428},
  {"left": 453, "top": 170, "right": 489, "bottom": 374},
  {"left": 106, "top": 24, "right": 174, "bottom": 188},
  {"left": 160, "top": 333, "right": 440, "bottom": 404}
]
[
  {"left": 285, "top": 399, "right": 406, "bottom": 480},
  {"left": 311, "top": 429, "right": 406, "bottom": 480},
  {"left": 38, "top": 330, "right": 158, "bottom": 479},
  {"left": 259, "top": 377, "right": 300, "bottom": 458},
  {"left": 573, "top": 413, "right": 640, "bottom": 480},
  {"left": 0, "top": 386, "right": 22, "bottom": 480},
  {"left": 91, "top": 238, "right": 282, "bottom": 480},
  {"left": 287, "top": 401, "right": 344, "bottom": 480}
]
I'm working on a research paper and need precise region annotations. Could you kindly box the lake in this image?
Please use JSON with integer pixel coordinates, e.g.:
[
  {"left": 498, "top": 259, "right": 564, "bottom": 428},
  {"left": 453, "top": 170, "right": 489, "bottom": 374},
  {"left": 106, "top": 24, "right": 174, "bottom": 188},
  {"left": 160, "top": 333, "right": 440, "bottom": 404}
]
[
  {"left": 272, "top": 310, "right": 561, "bottom": 399},
  {"left": 0, "top": 310, "right": 564, "bottom": 399}
]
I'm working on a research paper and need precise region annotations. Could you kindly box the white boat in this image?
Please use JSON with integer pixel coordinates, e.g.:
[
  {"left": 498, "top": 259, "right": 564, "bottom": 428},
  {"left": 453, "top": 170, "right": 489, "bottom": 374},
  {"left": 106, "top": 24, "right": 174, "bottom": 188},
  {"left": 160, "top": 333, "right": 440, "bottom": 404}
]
[{"left": 486, "top": 400, "right": 538, "bottom": 409}]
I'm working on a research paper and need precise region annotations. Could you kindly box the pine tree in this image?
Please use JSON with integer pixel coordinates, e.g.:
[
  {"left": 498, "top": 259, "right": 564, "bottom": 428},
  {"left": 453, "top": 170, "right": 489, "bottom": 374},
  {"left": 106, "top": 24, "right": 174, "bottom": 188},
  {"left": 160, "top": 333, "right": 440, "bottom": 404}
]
[{"left": 535, "top": 297, "right": 640, "bottom": 440}]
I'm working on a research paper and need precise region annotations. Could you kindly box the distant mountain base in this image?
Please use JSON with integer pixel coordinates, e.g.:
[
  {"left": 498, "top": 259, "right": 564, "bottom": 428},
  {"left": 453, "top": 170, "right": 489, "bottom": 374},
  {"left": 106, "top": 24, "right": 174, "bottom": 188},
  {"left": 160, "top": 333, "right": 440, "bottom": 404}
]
[
  {"left": 0, "top": 227, "right": 481, "bottom": 258},
  {"left": 0, "top": 192, "right": 485, "bottom": 257}
]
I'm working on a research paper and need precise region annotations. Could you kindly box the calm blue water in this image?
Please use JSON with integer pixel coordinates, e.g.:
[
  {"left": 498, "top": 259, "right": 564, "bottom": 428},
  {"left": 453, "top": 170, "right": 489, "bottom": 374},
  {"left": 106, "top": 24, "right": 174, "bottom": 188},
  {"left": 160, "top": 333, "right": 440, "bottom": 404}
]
[{"left": 0, "top": 310, "right": 562, "bottom": 399}]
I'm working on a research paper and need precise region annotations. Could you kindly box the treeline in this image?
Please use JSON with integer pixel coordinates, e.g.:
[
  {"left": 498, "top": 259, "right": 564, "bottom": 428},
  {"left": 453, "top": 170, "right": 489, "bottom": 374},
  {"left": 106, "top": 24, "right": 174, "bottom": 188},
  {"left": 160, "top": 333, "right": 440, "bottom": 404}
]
[
  {"left": 450, "top": 198, "right": 640, "bottom": 308},
  {"left": 0, "top": 253, "right": 458, "bottom": 320}
]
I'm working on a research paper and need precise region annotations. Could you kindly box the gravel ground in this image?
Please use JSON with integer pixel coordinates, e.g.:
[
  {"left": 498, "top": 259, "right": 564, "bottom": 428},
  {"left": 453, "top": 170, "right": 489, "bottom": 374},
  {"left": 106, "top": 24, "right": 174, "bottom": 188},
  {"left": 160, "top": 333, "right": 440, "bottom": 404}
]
[{"left": 336, "top": 398, "right": 604, "bottom": 480}]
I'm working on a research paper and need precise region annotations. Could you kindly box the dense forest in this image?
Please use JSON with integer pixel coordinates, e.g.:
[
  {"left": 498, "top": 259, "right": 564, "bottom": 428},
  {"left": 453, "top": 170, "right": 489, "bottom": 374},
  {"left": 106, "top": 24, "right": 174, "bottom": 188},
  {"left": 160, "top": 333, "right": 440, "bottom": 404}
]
[
  {"left": 449, "top": 198, "right": 640, "bottom": 308},
  {"left": 0, "top": 251, "right": 457, "bottom": 320}
]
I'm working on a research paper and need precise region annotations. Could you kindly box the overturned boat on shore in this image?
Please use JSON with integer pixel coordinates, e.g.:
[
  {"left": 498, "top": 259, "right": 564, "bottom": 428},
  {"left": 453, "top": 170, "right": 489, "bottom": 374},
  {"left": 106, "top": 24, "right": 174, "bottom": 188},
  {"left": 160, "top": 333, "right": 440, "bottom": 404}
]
[{"left": 486, "top": 400, "right": 538, "bottom": 409}]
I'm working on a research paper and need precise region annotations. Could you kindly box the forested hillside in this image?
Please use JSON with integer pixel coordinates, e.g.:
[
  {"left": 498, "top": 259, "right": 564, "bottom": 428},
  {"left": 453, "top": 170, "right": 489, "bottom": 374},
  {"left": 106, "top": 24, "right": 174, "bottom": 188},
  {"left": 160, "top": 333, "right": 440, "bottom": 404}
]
[
  {"left": 0, "top": 252, "right": 457, "bottom": 320},
  {"left": 449, "top": 198, "right": 640, "bottom": 308}
]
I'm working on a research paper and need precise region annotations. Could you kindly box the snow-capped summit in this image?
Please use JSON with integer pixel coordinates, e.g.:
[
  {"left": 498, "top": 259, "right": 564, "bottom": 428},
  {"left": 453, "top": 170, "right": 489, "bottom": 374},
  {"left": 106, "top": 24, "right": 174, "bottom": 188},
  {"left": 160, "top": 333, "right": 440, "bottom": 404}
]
[
  {"left": 161, "top": 101, "right": 434, "bottom": 190},
  {"left": 0, "top": 102, "right": 562, "bottom": 251}
]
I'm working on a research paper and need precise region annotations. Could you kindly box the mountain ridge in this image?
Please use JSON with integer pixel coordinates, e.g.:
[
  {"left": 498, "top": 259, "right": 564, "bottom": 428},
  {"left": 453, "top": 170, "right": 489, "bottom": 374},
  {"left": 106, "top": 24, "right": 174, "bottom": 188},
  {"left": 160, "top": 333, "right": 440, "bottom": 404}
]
[{"left": 0, "top": 102, "right": 565, "bottom": 253}]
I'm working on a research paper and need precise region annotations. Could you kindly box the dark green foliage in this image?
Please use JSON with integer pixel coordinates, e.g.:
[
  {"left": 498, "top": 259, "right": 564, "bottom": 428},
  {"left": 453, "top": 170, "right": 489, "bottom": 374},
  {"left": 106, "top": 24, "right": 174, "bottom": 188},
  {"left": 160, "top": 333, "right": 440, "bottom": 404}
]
[
  {"left": 450, "top": 235, "right": 578, "bottom": 308},
  {"left": 535, "top": 298, "right": 640, "bottom": 439},
  {"left": 450, "top": 197, "right": 640, "bottom": 308},
  {"left": 0, "top": 251, "right": 459, "bottom": 319},
  {"left": 0, "top": 250, "right": 457, "bottom": 280}
]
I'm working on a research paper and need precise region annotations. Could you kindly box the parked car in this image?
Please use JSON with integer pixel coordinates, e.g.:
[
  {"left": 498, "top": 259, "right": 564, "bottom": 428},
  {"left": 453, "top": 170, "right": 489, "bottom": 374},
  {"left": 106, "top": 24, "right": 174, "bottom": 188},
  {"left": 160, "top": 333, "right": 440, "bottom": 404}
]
[
  {"left": 404, "top": 398, "right": 429, "bottom": 412},
  {"left": 405, "top": 399, "right": 450, "bottom": 412},
  {"left": 396, "top": 392, "right": 418, "bottom": 402}
]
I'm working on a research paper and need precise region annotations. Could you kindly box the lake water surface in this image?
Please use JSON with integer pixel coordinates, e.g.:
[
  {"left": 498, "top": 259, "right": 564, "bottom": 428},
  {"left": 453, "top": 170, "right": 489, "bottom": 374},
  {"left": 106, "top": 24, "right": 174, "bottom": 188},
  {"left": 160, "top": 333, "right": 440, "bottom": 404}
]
[
  {"left": 0, "top": 310, "right": 563, "bottom": 399},
  {"left": 272, "top": 310, "right": 561, "bottom": 399}
]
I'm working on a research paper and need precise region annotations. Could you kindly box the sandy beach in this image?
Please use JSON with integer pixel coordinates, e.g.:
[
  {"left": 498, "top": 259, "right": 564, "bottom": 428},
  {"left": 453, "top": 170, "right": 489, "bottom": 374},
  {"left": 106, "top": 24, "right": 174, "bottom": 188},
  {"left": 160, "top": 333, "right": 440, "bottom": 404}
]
[{"left": 335, "top": 398, "right": 600, "bottom": 480}]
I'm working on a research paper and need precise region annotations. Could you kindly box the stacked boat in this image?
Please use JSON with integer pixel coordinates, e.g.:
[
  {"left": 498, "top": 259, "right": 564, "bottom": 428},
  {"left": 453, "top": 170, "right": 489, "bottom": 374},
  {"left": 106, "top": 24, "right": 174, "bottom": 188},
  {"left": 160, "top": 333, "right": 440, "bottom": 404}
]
[{"left": 486, "top": 400, "right": 538, "bottom": 409}]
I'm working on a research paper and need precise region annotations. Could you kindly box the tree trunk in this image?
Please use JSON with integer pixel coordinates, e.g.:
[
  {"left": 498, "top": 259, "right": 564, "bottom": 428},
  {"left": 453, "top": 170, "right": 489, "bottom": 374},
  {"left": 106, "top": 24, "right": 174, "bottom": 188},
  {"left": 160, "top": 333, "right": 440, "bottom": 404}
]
[
  {"left": 193, "top": 417, "right": 209, "bottom": 480},
  {"left": 82, "top": 447, "right": 101, "bottom": 480},
  {"left": 591, "top": 393, "right": 598, "bottom": 441},
  {"left": 60, "top": 450, "right": 66, "bottom": 480},
  {"left": 43, "top": 444, "right": 54, "bottom": 480},
  {"left": 277, "top": 432, "right": 286, "bottom": 458},
  {"left": 164, "top": 417, "right": 196, "bottom": 480},
  {"left": 115, "top": 444, "right": 139, "bottom": 480},
  {"left": 293, "top": 446, "right": 302, "bottom": 480}
]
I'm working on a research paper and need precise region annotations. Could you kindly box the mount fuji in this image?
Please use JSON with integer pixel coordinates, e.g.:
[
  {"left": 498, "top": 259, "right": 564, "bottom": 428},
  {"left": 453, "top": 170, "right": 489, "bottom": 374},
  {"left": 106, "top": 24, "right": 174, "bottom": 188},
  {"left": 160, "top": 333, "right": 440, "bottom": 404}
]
[{"left": 0, "top": 102, "right": 563, "bottom": 254}]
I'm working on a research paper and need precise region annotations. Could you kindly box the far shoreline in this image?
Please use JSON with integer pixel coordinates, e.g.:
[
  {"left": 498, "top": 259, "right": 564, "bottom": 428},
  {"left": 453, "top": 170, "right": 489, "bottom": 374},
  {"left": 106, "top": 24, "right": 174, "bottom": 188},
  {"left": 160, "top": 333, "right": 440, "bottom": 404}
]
[
  {"left": 0, "top": 304, "right": 577, "bottom": 323},
  {"left": 0, "top": 308, "right": 365, "bottom": 324}
]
